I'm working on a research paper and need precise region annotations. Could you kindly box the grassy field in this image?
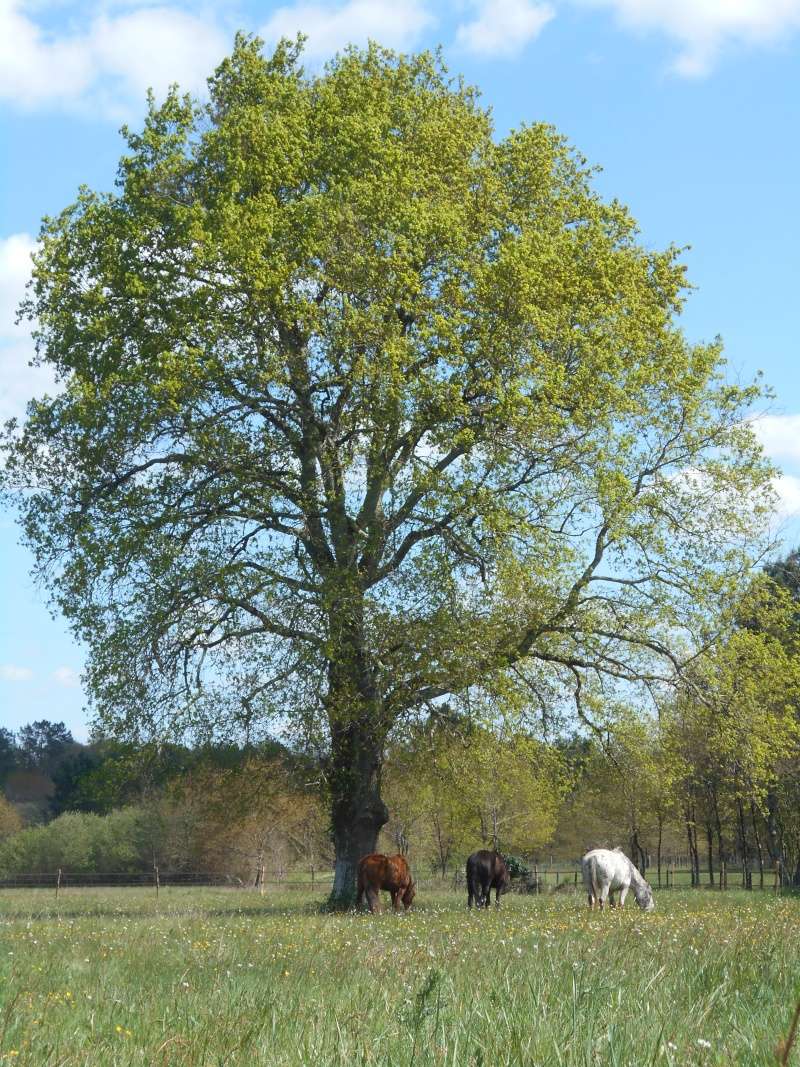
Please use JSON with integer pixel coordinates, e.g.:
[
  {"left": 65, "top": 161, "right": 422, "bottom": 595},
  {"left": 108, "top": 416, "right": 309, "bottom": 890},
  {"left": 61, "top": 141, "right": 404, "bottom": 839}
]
[{"left": 0, "top": 887, "right": 798, "bottom": 1065}]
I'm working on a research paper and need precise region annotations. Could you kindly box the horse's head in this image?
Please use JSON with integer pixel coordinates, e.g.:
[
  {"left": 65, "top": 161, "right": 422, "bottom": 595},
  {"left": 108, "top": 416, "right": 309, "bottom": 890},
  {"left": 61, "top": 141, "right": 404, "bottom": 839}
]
[
  {"left": 635, "top": 884, "right": 655, "bottom": 912},
  {"left": 402, "top": 881, "right": 416, "bottom": 909}
]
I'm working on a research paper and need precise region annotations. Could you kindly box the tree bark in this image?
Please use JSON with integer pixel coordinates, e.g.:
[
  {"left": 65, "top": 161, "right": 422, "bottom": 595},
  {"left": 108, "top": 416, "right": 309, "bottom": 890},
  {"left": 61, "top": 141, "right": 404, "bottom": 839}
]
[
  {"left": 328, "top": 718, "right": 388, "bottom": 905},
  {"left": 765, "top": 788, "right": 782, "bottom": 863},
  {"left": 736, "top": 796, "right": 751, "bottom": 889},
  {"left": 325, "top": 606, "right": 390, "bottom": 907},
  {"left": 705, "top": 821, "right": 715, "bottom": 887},
  {"left": 750, "top": 799, "right": 764, "bottom": 889},
  {"left": 657, "top": 816, "right": 663, "bottom": 888}
]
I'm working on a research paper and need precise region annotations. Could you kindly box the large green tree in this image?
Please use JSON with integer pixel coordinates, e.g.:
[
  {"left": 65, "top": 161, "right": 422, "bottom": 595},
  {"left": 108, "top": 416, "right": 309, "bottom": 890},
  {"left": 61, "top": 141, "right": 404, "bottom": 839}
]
[{"left": 3, "top": 36, "right": 774, "bottom": 902}]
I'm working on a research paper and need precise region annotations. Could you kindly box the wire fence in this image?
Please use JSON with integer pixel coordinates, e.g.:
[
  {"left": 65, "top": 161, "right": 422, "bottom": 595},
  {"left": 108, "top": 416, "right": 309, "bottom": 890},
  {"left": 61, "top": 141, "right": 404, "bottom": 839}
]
[{"left": 0, "top": 861, "right": 789, "bottom": 893}]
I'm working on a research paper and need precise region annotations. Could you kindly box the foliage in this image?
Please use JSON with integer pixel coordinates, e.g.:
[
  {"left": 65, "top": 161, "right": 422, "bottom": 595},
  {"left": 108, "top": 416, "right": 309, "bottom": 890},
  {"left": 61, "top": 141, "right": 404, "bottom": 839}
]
[
  {"left": 16, "top": 720, "right": 76, "bottom": 776},
  {"left": 0, "top": 728, "right": 18, "bottom": 785},
  {"left": 0, "top": 808, "right": 155, "bottom": 875},
  {"left": 0, "top": 795, "right": 22, "bottom": 840},
  {"left": 500, "top": 853, "right": 531, "bottom": 880},
  {"left": 158, "top": 755, "right": 330, "bottom": 881},
  {"left": 383, "top": 720, "right": 567, "bottom": 872}
]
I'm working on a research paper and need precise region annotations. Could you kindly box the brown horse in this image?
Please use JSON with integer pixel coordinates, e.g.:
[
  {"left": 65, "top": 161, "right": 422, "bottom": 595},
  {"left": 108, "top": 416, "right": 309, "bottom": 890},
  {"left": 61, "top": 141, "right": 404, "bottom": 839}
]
[{"left": 356, "top": 853, "right": 416, "bottom": 913}]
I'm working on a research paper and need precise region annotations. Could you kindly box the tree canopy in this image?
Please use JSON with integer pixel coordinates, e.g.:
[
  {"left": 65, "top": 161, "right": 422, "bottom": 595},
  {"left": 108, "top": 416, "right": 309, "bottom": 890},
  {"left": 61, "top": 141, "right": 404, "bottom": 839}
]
[{"left": 2, "top": 35, "right": 775, "bottom": 899}]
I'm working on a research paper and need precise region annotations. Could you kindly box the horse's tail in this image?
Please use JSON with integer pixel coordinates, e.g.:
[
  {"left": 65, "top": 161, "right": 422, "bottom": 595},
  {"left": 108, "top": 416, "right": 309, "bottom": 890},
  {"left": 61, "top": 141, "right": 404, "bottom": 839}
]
[
  {"left": 582, "top": 855, "right": 600, "bottom": 900},
  {"left": 466, "top": 859, "right": 479, "bottom": 903}
]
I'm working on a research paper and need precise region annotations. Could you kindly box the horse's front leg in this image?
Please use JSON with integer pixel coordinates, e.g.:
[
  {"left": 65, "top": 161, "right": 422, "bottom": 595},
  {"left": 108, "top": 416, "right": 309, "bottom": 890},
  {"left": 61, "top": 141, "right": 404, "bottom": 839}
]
[
  {"left": 618, "top": 886, "right": 629, "bottom": 909},
  {"left": 367, "top": 888, "right": 380, "bottom": 914},
  {"left": 391, "top": 889, "right": 403, "bottom": 912}
]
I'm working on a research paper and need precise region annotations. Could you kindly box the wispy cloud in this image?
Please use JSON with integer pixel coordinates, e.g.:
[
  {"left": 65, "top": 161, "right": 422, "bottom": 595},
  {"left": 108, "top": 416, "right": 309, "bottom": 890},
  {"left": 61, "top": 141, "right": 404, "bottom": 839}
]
[
  {"left": 574, "top": 0, "right": 800, "bottom": 76},
  {"left": 0, "top": 664, "right": 33, "bottom": 682},
  {"left": 261, "top": 0, "right": 435, "bottom": 62},
  {"left": 455, "top": 0, "right": 554, "bottom": 57},
  {"left": 53, "top": 666, "right": 81, "bottom": 688}
]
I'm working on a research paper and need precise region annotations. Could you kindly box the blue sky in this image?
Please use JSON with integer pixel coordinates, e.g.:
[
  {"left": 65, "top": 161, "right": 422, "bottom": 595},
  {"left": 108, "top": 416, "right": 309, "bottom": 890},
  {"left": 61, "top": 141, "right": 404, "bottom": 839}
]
[{"left": 2, "top": 0, "right": 800, "bottom": 740}]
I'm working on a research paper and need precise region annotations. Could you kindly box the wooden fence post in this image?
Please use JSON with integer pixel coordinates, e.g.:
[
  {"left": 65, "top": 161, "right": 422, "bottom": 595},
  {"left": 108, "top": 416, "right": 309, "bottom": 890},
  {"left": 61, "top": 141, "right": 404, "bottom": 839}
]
[
  {"left": 533, "top": 864, "right": 539, "bottom": 894},
  {"left": 55, "top": 868, "right": 61, "bottom": 901},
  {"left": 154, "top": 864, "right": 160, "bottom": 900},
  {"left": 720, "top": 861, "right": 726, "bottom": 890},
  {"left": 259, "top": 863, "right": 266, "bottom": 896},
  {"left": 775, "top": 860, "right": 782, "bottom": 894}
]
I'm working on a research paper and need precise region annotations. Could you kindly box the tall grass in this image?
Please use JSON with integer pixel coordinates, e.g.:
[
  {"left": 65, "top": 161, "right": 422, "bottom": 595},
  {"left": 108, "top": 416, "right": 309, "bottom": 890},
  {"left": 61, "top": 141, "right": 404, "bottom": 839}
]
[{"left": 0, "top": 888, "right": 797, "bottom": 1064}]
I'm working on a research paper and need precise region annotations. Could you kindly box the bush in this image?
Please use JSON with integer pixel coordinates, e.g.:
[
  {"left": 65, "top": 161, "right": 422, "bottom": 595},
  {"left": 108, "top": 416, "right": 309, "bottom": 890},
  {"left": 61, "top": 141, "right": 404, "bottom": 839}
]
[
  {"left": 501, "top": 853, "right": 532, "bottom": 880},
  {"left": 0, "top": 807, "right": 155, "bottom": 875}
]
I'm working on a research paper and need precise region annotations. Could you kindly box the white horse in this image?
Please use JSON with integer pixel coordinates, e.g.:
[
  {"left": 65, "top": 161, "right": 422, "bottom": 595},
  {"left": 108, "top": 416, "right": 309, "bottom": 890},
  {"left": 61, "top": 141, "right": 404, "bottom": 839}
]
[{"left": 581, "top": 847, "right": 655, "bottom": 911}]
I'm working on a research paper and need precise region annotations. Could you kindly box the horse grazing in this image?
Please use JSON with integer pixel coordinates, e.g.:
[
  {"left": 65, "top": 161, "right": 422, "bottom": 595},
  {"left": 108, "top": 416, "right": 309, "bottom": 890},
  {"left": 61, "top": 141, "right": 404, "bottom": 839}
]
[
  {"left": 356, "top": 854, "right": 416, "bottom": 913},
  {"left": 581, "top": 848, "right": 655, "bottom": 911},
  {"left": 466, "top": 850, "right": 511, "bottom": 908}
]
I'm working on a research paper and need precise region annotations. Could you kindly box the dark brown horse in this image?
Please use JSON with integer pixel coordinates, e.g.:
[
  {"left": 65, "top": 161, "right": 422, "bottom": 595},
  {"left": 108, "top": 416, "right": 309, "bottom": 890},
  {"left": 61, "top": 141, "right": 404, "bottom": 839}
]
[
  {"left": 356, "top": 853, "right": 416, "bottom": 913},
  {"left": 466, "top": 850, "right": 511, "bottom": 908}
]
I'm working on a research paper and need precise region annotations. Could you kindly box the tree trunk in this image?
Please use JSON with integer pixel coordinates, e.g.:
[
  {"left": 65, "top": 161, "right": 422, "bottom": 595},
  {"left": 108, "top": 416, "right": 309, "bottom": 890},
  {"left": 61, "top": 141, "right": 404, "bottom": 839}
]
[
  {"left": 685, "top": 802, "right": 699, "bottom": 887},
  {"left": 705, "top": 821, "right": 715, "bottom": 887},
  {"left": 765, "top": 788, "right": 782, "bottom": 862},
  {"left": 328, "top": 721, "right": 388, "bottom": 906},
  {"left": 736, "top": 796, "right": 751, "bottom": 889},
  {"left": 325, "top": 613, "right": 390, "bottom": 908},
  {"left": 750, "top": 799, "right": 764, "bottom": 889},
  {"left": 657, "top": 816, "right": 663, "bottom": 888},
  {"left": 711, "top": 787, "right": 725, "bottom": 876}
]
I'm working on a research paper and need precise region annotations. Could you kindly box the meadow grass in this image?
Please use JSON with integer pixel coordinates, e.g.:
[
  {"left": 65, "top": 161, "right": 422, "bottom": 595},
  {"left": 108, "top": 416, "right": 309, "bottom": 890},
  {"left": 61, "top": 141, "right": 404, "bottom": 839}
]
[{"left": 0, "top": 886, "right": 798, "bottom": 1065}]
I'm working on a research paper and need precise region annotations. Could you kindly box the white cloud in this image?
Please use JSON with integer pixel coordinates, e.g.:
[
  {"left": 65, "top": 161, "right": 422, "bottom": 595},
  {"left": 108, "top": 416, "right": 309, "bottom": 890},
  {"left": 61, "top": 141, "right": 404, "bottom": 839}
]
[
  {"left": 53, "top": 666, "right": 81, "bottom": 688},
  {"left": 772, "top": 474, "right": 800, "bottom": 522},
  {"left": 0, "top": 2, "right": 229, "bottom": 116},
  {"left": 0, "top": 664, "right": 33, "bottom": 682},
  {"left": 0, "top": 232, "right": 36, "bottom": 341},
  {"left": 0, "top": 338, "right": 59, "bottom": 425},
  {"left": 575, "top": 0, "right": 800, "bottom": 76},
  {"left": 0, "top": 233, "right": 58, "bottom": 424},
  {"left": 261, "top": 0, "right": 435, "bottom": 61},
  {"left": 751, "top": 414, "right": 800, "bottom": 467},
  {"left": 455, "top": 0, "right": 554, "bottom": 57}
]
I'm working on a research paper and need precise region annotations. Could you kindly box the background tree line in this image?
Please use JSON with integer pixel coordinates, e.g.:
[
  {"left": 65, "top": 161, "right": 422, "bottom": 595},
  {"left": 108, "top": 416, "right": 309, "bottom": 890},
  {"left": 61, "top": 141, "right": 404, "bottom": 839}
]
[{"left": 4, "top": 547, "right": 800, "bottom": 887}]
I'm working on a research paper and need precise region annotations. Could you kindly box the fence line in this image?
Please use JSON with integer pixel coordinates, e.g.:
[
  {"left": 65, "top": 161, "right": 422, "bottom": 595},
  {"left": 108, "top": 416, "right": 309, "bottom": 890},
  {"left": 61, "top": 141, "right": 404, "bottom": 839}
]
[
  {"left": 0, "top": 864, "right": 788, "bottom": 892},
  {"left": 0, "top": 871, "right": 334, "bottom": 890}
]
